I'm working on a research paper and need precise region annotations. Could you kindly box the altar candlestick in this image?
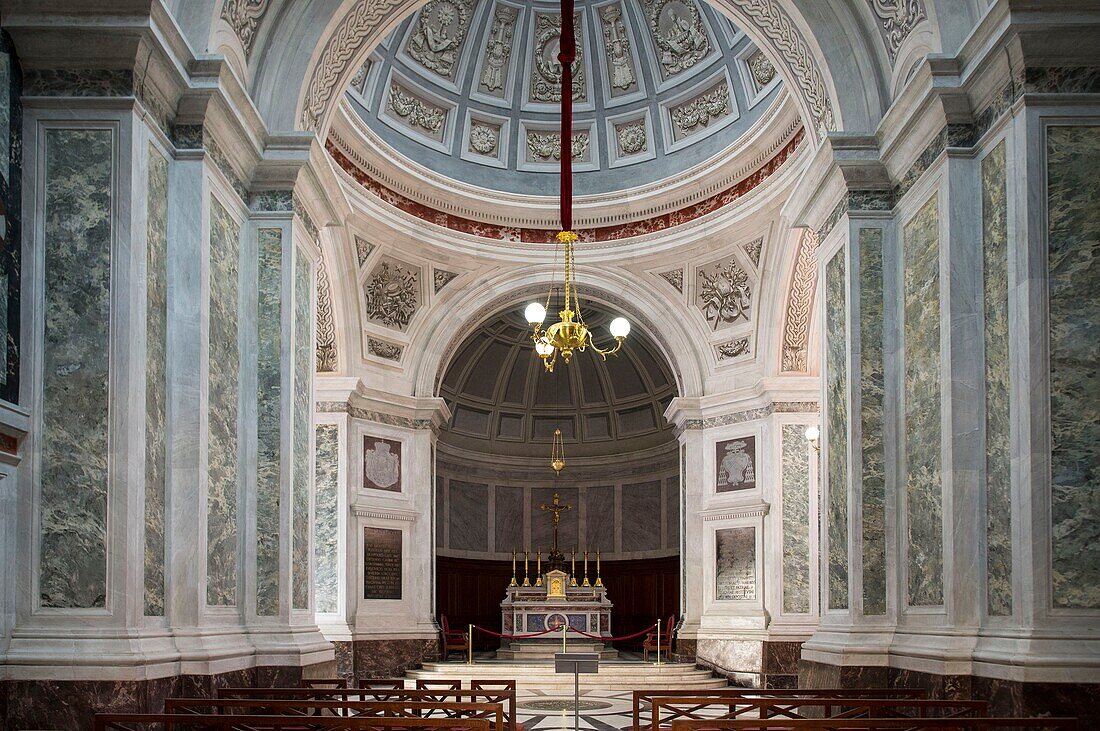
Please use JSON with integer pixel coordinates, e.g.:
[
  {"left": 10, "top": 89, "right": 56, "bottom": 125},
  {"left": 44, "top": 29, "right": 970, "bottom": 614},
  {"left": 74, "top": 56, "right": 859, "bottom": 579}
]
[
  {"left": 595, "top": 550, "right": 603, "bottom": 587},
  {"left": 570, "top": 548, "right": 578, "bottom": 587},
  {"left": 535, "top": 551, "right": 543, "bottom": 586},
  {"left": 523, "top": 551, "right": 531, "bottom": 586},
  {"left": 582, "top": 551, "right": 591, "bottom": 587},
  {"left": 510, "top": 549, "right": 518, "bottom": 586}
]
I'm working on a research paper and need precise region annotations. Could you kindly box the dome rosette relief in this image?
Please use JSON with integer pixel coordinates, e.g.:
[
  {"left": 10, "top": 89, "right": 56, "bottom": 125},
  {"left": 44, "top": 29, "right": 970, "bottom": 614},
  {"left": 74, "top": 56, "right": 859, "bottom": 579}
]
[{"left": 328, "top": 0, "right": 801, "bottom": 231}]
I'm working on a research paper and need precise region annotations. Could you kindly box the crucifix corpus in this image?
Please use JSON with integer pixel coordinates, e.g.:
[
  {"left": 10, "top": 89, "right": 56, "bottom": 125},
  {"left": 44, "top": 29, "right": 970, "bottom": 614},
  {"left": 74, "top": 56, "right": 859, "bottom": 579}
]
[{"left": 539, "top": 492, "right": 572, "bottom": 568}]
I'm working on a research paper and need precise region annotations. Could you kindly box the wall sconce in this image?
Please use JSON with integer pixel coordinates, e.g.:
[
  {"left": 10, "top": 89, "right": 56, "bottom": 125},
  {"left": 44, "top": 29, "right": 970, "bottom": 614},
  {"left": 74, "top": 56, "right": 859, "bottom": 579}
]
[{"left": 805, "top": 424, "right": 820, "bottom": 453}]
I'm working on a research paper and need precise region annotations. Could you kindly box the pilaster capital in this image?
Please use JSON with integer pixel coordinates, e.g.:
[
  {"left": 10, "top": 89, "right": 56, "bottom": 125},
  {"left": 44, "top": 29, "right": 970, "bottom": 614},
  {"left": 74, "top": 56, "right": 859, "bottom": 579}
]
[{"left": 317, "top": 380, "right": 450, "bottom": 433}]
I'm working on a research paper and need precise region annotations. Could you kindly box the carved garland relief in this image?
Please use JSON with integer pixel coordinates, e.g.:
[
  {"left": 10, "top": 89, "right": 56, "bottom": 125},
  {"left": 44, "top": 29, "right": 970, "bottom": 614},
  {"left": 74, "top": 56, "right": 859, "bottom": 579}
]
[
  {"left": 387, "top": 83, "right": 446, "bottom": 135},
  {"left": 670, "top": 82, "right": 730, "bottom": 139},
  {"left": 364, "top": 257, "right": 421, "bottom": 331},
  {"left": 316, "top": 259, "right": 338, "bottom": 372},
  {"left": 527, "top": 130, "right": 590, "bottom": 162},
  {"left": 781, "top": 228, "right": 820, "bottom": 372},
  {"left": 696, "top": 257, "right": 752, "bottom": 331}
]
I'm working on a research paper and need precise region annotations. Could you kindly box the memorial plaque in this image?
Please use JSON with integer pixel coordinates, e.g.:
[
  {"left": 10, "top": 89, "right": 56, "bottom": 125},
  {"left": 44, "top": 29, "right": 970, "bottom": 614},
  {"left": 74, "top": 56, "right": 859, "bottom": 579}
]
[
  {"left": 716, "top": 436, "right": 756, "bottom": 491},
  {"left": 716, "top": 526, "right": 756, "bottom": 600},
  {"left": 364, "top": 527, "right": 402, "bottom": 599}
]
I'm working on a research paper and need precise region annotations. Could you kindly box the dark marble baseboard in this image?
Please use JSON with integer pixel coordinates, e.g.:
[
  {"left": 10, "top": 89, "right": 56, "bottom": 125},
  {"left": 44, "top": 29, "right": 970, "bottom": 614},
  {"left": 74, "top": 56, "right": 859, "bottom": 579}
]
[
  {"left": 353, "top": 638, "right": 440, "bottom": 678},
  {"left": 799, "top": 659, "right": 1100, "bottom": 723},
  {"left": 671, "top": 637, "right": 697, "bottom": 664},
  {"left": 0, "top": 662, "right": 328, "bottom": 731}
]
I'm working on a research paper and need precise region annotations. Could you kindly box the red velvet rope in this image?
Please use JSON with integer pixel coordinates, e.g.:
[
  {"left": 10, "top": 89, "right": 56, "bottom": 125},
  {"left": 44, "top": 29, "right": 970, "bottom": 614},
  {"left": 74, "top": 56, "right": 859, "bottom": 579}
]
[
  {"left": 472, "top": 625, "right": 560, "bottom": 639},
  {"left": 570, "top": 623, "right": 658, "bottom": 642},
  {"left": 558, "top": 0, "right": 575, "bottom": 231}
]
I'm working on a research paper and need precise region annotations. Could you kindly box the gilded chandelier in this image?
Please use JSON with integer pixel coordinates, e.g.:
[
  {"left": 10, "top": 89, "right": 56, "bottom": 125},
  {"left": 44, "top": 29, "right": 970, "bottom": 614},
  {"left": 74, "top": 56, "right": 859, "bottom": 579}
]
[{"left": 524, "top": 0, "right": 630, "bottom": 372}]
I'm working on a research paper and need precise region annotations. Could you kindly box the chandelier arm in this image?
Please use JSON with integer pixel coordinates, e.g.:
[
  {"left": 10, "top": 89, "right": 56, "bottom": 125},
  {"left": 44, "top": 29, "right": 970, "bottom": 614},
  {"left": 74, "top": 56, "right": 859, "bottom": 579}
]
[{"left": 588, "top": 338, "right": 625, "bottom": 359}]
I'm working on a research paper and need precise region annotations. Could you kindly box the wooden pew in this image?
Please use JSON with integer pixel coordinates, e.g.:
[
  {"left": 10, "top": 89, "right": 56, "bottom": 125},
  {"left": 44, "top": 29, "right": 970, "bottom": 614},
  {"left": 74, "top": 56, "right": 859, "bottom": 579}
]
[
  {"left": 302, "top": 677, "right": 350, "bottom": 689},
  {"left": 632, "top": 689, "right": 930, "bottom": 730},
  {"left": 215, "top": 687, "right": 519, "bottom": 731},
  {"left": 360, "top": 679, "right": 409, "bottom": 689},
  {"left": 668, "top": 718, "right": 1078, "bottom": 730},
  {"left": 94, "top": 714, "right": 491, "bottom": 730},
  {"left": 650, "top": 698, "right": 987, "bottom": 731},
  {"left": 164, "top": 697, "right": 504, "bottom": 726}
]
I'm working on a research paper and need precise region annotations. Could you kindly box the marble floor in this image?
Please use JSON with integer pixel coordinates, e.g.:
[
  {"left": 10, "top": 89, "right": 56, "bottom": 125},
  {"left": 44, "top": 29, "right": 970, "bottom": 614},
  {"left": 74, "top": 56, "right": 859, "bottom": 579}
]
[{"left": 515, "top": 688, "right": 636, "bottom": 731}]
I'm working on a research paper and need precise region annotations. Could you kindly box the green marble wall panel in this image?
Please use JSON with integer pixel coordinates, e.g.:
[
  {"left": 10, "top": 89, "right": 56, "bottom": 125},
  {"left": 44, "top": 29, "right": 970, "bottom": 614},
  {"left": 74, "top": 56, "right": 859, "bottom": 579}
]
[
  {"left": 256, "top": 227, "right": 282, "bottom": 615},
  {"left": 903, "top": 194, "right": 943, "bottom": 607},
  {"left": 1047, "top": 125, "right": 1100, "bottom": 609},
  {"left": 859, "top": 228, "right": 887, "bottom": 616},
  {"left": 144, "top": 143, "right": 168, "bottom": 616},
  {"left": 292, "top": 248, "right": 312, "bottom": 610},
  {"left": 314, "top": 423, "right": 340, "bottom": 614},
  {"left": 781, "top": 423, "right": 811, "bottom": 614},
  {"left": 39, "top": 128, "right": 113, "bottom": 608},
  {"left": 982, "top": 141, "right": 1012, "bottom": 616},
  {"left": 825, "top": 249, "right": 849, "bottom": 610},
  {"left": 206, "top": 196, "right": 240, "bottom": 606}
]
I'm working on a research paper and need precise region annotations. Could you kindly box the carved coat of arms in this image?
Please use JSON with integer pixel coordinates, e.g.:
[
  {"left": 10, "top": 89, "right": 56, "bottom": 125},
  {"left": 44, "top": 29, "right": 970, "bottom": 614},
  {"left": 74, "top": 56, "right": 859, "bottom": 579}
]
[
  {"left": 364, "top": 437, "right": 401, "bottom": 491},
  {"left": 716, "top": 437, "right": 756, "bottom": 491}
]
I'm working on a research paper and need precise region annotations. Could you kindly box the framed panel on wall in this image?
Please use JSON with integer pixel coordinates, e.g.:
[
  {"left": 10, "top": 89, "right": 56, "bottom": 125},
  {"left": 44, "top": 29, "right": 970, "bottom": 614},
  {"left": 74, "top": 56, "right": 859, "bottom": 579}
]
[
  {"left": 716, "top": 435, "right": 756, "bottom": 491},
  {"left": 715, "top": 526, "right": 756, "bottom": 600},
  {"left": 363, "top": 435, "right": 402, "bottom": 491},
  {"left": 364, "top": 526, "right": 403, "bottom": 599}
]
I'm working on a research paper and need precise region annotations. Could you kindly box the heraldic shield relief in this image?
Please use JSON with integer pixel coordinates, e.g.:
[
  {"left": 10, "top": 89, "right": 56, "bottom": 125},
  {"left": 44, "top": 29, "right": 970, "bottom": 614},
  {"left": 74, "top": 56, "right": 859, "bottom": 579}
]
[
  {"left": 715, "top": 435, "right": 756, "bottom": 492},
  {"left": 364, "top": 436, "right": 402, "bottom": 492}
]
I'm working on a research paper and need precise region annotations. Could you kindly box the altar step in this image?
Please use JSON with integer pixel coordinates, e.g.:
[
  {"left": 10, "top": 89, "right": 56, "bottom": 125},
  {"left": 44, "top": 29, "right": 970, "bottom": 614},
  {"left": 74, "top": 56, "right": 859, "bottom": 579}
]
[
  {"left": 408, "top": 660, "right": 727, "bottom": 692},
  {"left": 494, "top": 641, "right": 619, "bottom": 661}
]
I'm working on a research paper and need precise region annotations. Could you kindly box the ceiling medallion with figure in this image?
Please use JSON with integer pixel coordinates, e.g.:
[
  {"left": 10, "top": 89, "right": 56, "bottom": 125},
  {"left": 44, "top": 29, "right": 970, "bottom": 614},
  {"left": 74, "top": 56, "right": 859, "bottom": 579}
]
[
  {"left": 645, "top": 0, "right": 710, "bottom": 77},
  {"left": 600, "top": 5, "right": 635, "bottom": 90},
  {"left": 697, "top": 259, "right": 751, "bottom": 330},
  {"left": 407, "top": 0, "right": 474, "bottom": 79},
  {"left": 532, "top": 13, "right": 585, "bottom": 103}
]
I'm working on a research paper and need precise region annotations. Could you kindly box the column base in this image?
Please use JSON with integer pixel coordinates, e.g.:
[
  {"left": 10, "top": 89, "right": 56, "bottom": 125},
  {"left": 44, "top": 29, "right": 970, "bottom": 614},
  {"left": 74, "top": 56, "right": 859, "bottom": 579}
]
[
  {"left": 352, "top": 637, "right": 440, "bottom": 679},
  {"left": 798, "top": 659, "right": 1100, "bottom": 723},
  {"left": 695, "top": 638, "right": 805, "bottom": 688}
]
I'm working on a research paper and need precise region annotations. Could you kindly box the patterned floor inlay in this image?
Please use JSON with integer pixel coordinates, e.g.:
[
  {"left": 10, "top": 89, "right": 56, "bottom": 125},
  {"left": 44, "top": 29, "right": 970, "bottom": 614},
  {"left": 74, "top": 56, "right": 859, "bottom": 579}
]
[
  {"left": 521, "top": 699, "right": 614, "bottom": 712},
  {"left": 518, "top": 689, "right": 635, "bottom": 730}
]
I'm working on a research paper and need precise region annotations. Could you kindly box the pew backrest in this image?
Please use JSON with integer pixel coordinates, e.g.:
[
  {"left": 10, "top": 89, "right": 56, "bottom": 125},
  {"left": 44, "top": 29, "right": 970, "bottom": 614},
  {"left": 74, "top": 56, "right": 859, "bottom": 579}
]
[
  {"left": 94, "top": 713, "right": 492, "bottom": 731},
  {"left": 164, "top": 697, "right": 503, "bottom": 724},
  {"left": 667, "top": 718, "right": 1078, "bottom": 731}
]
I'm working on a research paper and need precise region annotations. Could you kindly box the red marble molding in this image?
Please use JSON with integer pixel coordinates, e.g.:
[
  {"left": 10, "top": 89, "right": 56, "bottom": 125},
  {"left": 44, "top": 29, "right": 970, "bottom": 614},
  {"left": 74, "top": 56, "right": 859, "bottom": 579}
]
[{"left": 326, "top": 127, "right": 805, "bottom": 243}]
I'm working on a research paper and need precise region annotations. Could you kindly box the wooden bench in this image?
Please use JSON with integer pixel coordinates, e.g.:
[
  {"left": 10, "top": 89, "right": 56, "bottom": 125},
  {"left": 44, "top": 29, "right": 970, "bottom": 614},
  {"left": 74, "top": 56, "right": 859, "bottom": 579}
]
[
  {"left": 667, "top": 718, "right": 1078, "bottom": 730},
  {"left": 360, "top": 679, "right": 411, "bottom": 689},
  {"left": 94, "top": 713, "right": 491, "bottom": 730},
  {"left": 632, "top": 689, "right": 930, "bottom": 730},
  {"left": 164, "top": 697, "right": 504, "bottom": 726},
  {"left": 302, "top": 677, "right": 350, "bottom": 689},
  {"left": 215, "top": 687, "right": 519, "bottom": 731},
  {"left": 650, "top": 698, "right": 987, "bottom": 730}
]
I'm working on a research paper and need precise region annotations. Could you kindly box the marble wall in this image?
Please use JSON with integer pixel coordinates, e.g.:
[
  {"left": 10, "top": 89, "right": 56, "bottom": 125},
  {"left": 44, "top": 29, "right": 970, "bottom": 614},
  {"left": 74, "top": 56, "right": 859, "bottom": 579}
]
[
  {"left": 38, "top": 128, "right": 113, "bottom": 608},
  {"left": 622, "top": 481, "right": 662, "bottom": 553},
  {"left": 292, "top": 248, "right": 311, "bottom": 610},
  {"left": 0, "top": 36, "right": 19, "bottom": 405},
  {"left": 903, "top": 193, "right": 943, "bottom": 607},
  {"left": 1046, "top": 125, "right": 1100, "bottom": 609},
  {"left": 206, "top": 196, "right": 241, "bottom": 606},
  {"left": 781, "top": 423, "right": 811, "bottom": 614},
  {"left": 450, "top": 480, "right": 489, "bottom": 552},
  {"left": 144, "top": 143, "right": 168, "bottom": 616},
  {"left": 859, "top": 228, "right": 887, "bottom": 615},
  {"left": 824, "top": 249, "right": 848, "bottom": 610},
  {"left": 314, "top": 424, "right": 340, "bottom": 613},
  {"left": 981, "top": 140, "right": 1012, "bottom": 616},
  {"left": 256, "top": 228, "right": 282, "bottom": 615}
]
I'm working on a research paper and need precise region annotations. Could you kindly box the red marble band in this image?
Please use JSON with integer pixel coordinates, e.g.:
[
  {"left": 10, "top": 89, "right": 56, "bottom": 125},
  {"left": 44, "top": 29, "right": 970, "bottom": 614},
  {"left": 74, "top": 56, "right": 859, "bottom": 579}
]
[{"left": 326, "top": 126, "right": 805, "bottom": 244}]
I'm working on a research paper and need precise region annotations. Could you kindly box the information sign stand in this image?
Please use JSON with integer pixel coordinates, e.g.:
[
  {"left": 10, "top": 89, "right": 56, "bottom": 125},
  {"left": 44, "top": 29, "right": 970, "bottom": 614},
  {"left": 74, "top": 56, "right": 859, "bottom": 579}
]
[{"left": 554, "top": 652, "right": 599, "bottom": 731}]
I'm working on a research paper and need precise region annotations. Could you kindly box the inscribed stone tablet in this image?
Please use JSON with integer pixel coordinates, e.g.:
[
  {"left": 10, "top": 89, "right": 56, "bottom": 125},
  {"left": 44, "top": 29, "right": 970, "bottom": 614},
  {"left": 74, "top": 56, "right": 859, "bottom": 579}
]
[
  {"left": 364, "top": 527, "right": 402, "bottom": 599},
  {"left": 716, "top": 526, "right": 756, "bottom": 600}
]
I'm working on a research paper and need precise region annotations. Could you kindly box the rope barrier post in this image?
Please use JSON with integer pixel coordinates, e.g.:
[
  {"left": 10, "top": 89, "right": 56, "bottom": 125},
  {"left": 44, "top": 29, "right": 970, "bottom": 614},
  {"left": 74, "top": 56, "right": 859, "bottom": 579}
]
[
  {"left": 562, "top": 622, "right": 567, "bottom": 653},
  {"left": 655, "top": 619, "right": 661, "bottom": 666},
  {"left": 468, "top": 624, "right": 474, "bottom": 665}
]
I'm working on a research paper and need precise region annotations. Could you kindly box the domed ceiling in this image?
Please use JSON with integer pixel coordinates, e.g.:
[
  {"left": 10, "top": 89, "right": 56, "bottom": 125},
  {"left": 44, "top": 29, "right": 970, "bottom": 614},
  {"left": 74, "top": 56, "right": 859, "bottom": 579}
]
[
  {"left": 439, "top": 307, "right": 678, "bottom": 458},
  {"left": 344, "top": 0, "right": 782, "bottom": 196}
]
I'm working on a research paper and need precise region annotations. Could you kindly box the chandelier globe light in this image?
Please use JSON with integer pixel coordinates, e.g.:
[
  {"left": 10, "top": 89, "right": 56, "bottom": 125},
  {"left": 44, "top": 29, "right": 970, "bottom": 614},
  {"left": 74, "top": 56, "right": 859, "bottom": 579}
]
[{"left": 525, "top": 0, "right": 630, "bottom": 372}]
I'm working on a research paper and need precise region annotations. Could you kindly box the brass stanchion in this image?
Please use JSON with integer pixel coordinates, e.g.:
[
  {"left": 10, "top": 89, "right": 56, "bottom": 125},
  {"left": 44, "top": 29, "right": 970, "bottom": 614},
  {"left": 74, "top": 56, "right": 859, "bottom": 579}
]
[
  {"left": 562, "top": 622, "right": 567, "bottom": 653},
  {"left": 468, "top": 624, "right": 474, "bottom": 665},
  {"left": 655, "top": 619, "right": 662, "bottom": 666}
]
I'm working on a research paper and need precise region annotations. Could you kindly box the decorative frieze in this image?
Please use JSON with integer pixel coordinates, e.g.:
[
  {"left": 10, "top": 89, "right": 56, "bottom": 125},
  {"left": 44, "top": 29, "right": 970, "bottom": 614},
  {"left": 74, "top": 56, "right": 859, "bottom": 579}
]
[
  {"left": 867, "top": 0, "right": 926, "bottom": 62},
  {"left": 368, "top": 337, "right": 404, "bottom": 362},
  {"left": 527, "top": 130, "right": 589, "bottom": 162},
  {"left": 670, "top": 81, "right": 730, "bottom": 139},
  {"left": 355, "top": 235, "right": 375, "bottom": 267},
  {"left": 317, "top": 400, "right": 436, "bottom": 430},
  {"left": 433, "top": 268, "right": 458, "bottom": 292},
  {"left": 716, "top": 337, "right": 750, "bottom": 361},
  {"left": 316, "top": 258, "right": 337, "bottom": 372},
  {"left": 681, "top": 401, "right": 818, "bottom": 430},
  {"left": 387, "top": 83, "right": 446, "bottom": 136},
  {"left": 657, "top": 268, "right": 683, "bottom": 292},
  {"left": 220, "top": 0, "right": 271, "bottom": 58}
]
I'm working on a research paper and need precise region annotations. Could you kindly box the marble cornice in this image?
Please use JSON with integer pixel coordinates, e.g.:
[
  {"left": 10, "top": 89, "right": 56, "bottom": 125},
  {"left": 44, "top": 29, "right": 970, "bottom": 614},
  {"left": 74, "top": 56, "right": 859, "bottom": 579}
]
[
  {"left": 668, "top": 397, "right": 819, "bottom": 432},
  {"left": 318, "top": 383, "right": 451, "bottom": 431},
  {"left": 700, "top": 502, "right": 770, "bottom": 521}
]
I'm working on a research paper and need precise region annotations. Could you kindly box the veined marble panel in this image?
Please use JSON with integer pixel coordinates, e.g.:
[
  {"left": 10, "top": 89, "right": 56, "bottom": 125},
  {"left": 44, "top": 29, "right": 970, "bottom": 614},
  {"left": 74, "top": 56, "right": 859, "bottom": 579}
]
[
  {"left": 585, "top": 485, "right": 614, "bottom": 553},
  {"left": 903, "top": 194, "right": 943, "bottom": 607},
  {"left": 207, "top": 196, "right": 241, "bottom": 606},
  {"left": 144, "top": 143, "right": 168, "bottom": 616},
  {"left": 859, "top": 228, "right": 886, "bottom": 616},
  {"left": 256, "top": 227, "right": 282, "bottom": 615},
  {"left": 665, "top": 476, "right": 679, "bottom": 549},
  {"left": 39, "top": 128, "right": 113, "bottom": 608},
  {"left": 982, "top": 141, "right": 1012, "bottom": 616},
  {"left": 1047, "top": 125, "right": 1100, "bottom": 609},
  {"left": 781, "top": 424, "right": 810, "bottom": 614},
  {"left": 449, "top": 480, "right": 489, "bottom": 552},
  {"left": 292, "top": 248, "right": 312, "bottom": 610},
  {"left": 314, "top": 424, "right": 340, "bottom": 614},
  {"left": 825, "top": 250, "right": 848, "bottom": 610},
  {"left": 622, "top": 481, "right": 661, "bottom": 553},
  {"left": 494, "top": 485, "right": 523, "bottom": 553}
]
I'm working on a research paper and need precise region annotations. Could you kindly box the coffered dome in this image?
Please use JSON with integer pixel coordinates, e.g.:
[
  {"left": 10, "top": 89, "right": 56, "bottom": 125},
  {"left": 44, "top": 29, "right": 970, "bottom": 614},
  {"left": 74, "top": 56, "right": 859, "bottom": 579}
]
[
  {"left": 439, "top": 306, "right": 678, "bottom": 458},
  {"left": 343, "top": 0, "right": 783, "bottom": 196}
]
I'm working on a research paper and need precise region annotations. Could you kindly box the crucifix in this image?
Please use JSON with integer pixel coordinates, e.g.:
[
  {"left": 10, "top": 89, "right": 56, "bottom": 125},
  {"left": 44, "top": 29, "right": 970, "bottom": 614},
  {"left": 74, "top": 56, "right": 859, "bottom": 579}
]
[{"left": 539, "top": 492, "right": 572, "bottom": 555}]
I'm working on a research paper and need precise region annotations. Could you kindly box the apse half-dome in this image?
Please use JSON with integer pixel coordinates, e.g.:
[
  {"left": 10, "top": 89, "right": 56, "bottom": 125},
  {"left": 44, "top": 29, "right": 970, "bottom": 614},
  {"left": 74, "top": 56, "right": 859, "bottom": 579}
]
[
  {"left": 439, "top": 307, "right": 678, "bottom": 458},
  {"left": 344, "top": 0, "right": 782, "bottom": 196}
]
